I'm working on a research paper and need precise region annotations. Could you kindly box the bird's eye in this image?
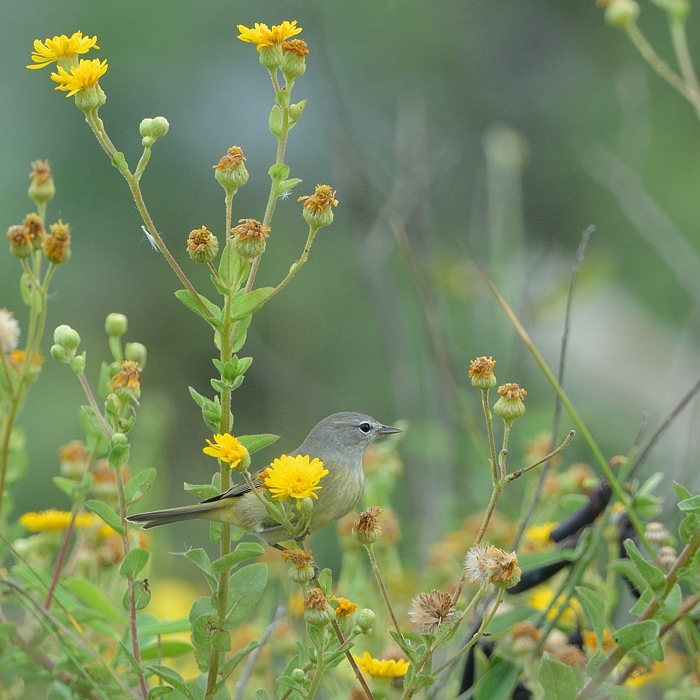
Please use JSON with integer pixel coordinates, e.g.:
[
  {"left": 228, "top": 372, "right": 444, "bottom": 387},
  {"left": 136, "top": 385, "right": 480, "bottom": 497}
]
[{"left": 359, "top": 422, "right": 372, "bottom": 433}]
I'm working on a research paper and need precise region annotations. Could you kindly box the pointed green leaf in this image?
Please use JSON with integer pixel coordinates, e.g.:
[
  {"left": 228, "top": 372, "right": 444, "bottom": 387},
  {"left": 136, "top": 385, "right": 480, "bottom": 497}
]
[
  {"left": 64, "top": 576, "right": 123, "bottom": 623},
  {"left": 237, "top": 433, "right": 279, "bottom": 454},
  {"left": 184, "top": 481, "right": 219, "bottom": 499},
  {"left": 575, "top": 586, "right": 606, "bottom": 648},
  {"left": 623, "top": 539, "right": 665, "bottom": 591},
  {"left": 318, "top": 568, "right": 333, "bottom": 597},
  {"left": 614, "top": 620, "right": 662, "bottom": 658},
  {"left": 145, "top": 665, "right": 194, "bottom": 699},
  {"left": 678, "top": 494, "right": 700, "bottom": 514},
  {"left": 538, "top": 652, "right": 578, "bottom": 700},
  {"left": 119, "top": 547, "right": 150, "bottom": 579},
  {"left": 673, "top": 482, "right": 693, "bottom": 502},
  {"left": 174, "top": 289, "right": 222, "bottom": 327},
  {"left": 140, "top": 640, "right": 193, "bottom": 660},
  {"left": 124, "top": 468, "right": 157, "bottom": 504},
  {"left": 224, "top": 563, "right": 268, "bottom": 629},
  {"left": 85, "top": 499, "right": 124, "bottom": 534},
  {"left": 229, "top": 287, "right": 275, "bottom": 321},
  {"left": 211, "top": 542, "right": 265, "bottom": 574},
  {"left": 185, "top": 548, "right": 218, "bottom": 591}
]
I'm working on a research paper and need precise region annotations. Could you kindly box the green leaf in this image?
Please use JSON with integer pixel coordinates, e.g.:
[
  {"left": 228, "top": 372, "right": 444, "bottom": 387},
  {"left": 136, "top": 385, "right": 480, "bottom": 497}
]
[
  {"left": 255, "top": 691, "right": 270, "bottom": 700},
  {"left": 269, "top": 105, "right": 283, "bottom": 136},
  {"left": 148, "top": 688, "right": 174, "bottom": 699},
  {"left": 225, "top": 563, "right": 268, "bottom": 629},
  {"left": 614, "top": 620, "right": 663, "bottom": 660},
  {"left": 211, "top": 542, "right": 265, "bottom": 574},
  {"left": 229, "top": 287, "right": 275, "bottom": 321},
  {"left": 575, "top": 586, "right": 606, "bottom": 647},
  {"left": 537, "top": 652, "right": 578, "bottom": 700},
  {"left": 185, "top": 548, "right": 218, "bottom": 592},
  {"left": 679, "top": 513, "right": 700, "bottom": 544},
  {"left": 138, "top": 617, "right": 192, "bottom": 636},
  {"left": 481, "top": 607, "right": 535, "bottom": 636},
  {"left": 657, "top": 583, "right": 682, "bottom": 624},
  {"left": 124, "top": 468, "right": 157, "bottom": 504},
  {"left": 269, "top": 162, "right": 290, "bottom": 181},
  {"left": 64, "top": 576, "right": 123, "bottom": 623},
  {"left": 678, "top": 494, "right": 700, "bottom": 514},
  {"left": 278, "top": 178, "right": 302, "bottom": 195},
  {"left": 610, "top": 559, "right": 649, "bottom": 597},
  {"left": 515, "top": 549, "right": 571, "bottom": 570},
  {"left": 122, "top": 579, "right": 152, "bottom": 611},
  {"left": 475, "top": 658, "right": 518, "bottom": 700},
  {"left": 212, "top": 629, "right": 231, "bottom": 652},
  {"left": 275, "top": 88, "right": 290, "bottom": 107},
  {"left": 174, "top": 289, "right": 222, "bottom": 327},
  {"left": 184, "top": 481, "right": 219, "bottom": 499},
  {"left": 232, "top": 314, "right": 252, "bottom": 353},
  {"left": 221, "top": 640, "right": 259, "bottom": 679},
  {"left": 623, "top": 539, "right": 665, "bottom": 592},
  {"left": 237, "top": 433, "right": 279, "bottom": 455},
  {"left": 145, "top": 665, "right": 194, "bottom": 700},
  {"left": 52, "top": 476, "right": 82, "bottom": 501},
  {"left": 111, "top": 151, "right": 129, "bottom": 172},
  {"left": 140, "top": 640, "right": 193, "bottom": 660},
  {"left": 119, "top": 547, "right": 151, "bottom": 579},
  {"left": 673, "top": 481, "right": 693, "bottom": 502},
  {"left": 318, "top": 568, "right": 333, "bottom": 597},
  {"left": 85, "top": 499, "right": 124, "bottom": 534}
]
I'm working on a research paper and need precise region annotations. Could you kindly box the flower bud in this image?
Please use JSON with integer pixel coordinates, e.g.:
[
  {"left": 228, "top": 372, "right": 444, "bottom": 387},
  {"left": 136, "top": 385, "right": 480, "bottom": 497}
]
[
  {"left": 28, "top": 160, "right": 56, "bottom": 205},
  {"left": 645, "top": 521, "right": 669, "bottom": 547},
  {"left": 493, "top": 383, "right": 527, "bottom": 424},
  {"left": 43, "top": 220, "right": 71, "bottom": 264},
  {"left": 281, "top": 549, "right": 316, "bottom": 584},
  {"left": 657, "top": 546, "right": 676, "bottom": 570},
  {"left": 54, "top": 325, "right": 81, "bottom": 351},
  {"left": 298, "top": 185, "right": 337, "bottom": 230},
  {"left": 290, "top": 669, "right": 307, "bottom": 684},
  {"left": 140, "top": 116, "right": 169, "bottom": 147},
  {"left": 50, "top": 344, "right": 67, "bottom": 362},
  {"left": 604, "top": 0, "right": 640, "bottom": 27},
  {"left": 187, "top": 226, "right": 219, "bottom": 264},
  {"left": 7, "top": 224, "right": 33, "bottom": 258},
  {"left": 125, "top": 342, "right": 147, "bottom": 368},
  {"left": 469, "top": 356, "right": 497, "bottom": 390},
  {"left": 105, "top": 313, "right": 128, "bottom": 338},
  {"left": 213, "top": 146, "right": 249, "bottom": 194},
  {"left": 354, "top": 608, "right": 376, "bottom": 635},
  {"left": 299, "top": 497, "right": 314, "bottom": 517},
  {"left": 230, "top": 219, "right": 270, "bottom": 260},
  {"left": 288, "top": 100, "right": 307, "bottom": 123},
  {"left": 281, "top": 39, "right": 309, "bottom": 81}
]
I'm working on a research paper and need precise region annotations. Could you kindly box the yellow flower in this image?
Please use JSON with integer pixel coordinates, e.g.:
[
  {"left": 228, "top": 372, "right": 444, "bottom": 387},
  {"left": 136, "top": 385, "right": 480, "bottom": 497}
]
[
  {"left": 353, "top": 651, "right": 410, "bottom": 678},
  {"left": 263, "top": 454, "right": 328, "bottom": 505},
  {"left": 28, "top": 31, "right": 99, "bottom": 70},
  {"left": 523, "top": 522, "right": 555, "bottom": 550},
  {"left": 203, "top": 434, "right": 247, "bottom": 468},
  {"left": 528, "top": 587, "right": 582, "bottom": 628},
  {"left": 51, "top": 58, "right": 108, "bottom": 97},
  {"left": 237, "top": 20, "right": 302, "bottom": 50},
  {"left": 19, "top": 509, "right": 92, "bottom": 532},
  {"left": 331, "top": 596, "right": 358, "bottom": 618}
]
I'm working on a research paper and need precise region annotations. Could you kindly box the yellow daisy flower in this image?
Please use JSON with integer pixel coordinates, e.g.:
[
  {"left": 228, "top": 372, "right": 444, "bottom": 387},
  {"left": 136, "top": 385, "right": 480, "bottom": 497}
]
[
  {"left": 523, "top": 522, "right": 555, "bottom": 550},
  {"left": 237, "top": 20, "right": 302, "bottom": 50},
  {"left": 331, "top": 596, "right": 357, "bottom": 618},
  {"left": 19, "top": 509, "right": 80, "bottom": 532},
  {"left": 28, "top": 31, "right": 99, "bottom": 70},
  {"left": 528, "top": 586, "right": 582, "bottom": 628},
  {"left": 353, "top": 651, "right": 410, "bottom": 678},
  {"left": 203, "top": 433, "right": 247, "bottom": 468},
  {"left": 50, "top": 58, "right": 108, "bottom": 97},
  {"left": 263, "top": 454, "right": 328, "bottom": 504}
]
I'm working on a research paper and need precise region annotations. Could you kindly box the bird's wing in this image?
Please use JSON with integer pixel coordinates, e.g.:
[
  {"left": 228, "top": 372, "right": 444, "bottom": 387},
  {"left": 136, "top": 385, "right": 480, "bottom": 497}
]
[{"left": 199, "top": 469, "right": 267, "bottom": 503}]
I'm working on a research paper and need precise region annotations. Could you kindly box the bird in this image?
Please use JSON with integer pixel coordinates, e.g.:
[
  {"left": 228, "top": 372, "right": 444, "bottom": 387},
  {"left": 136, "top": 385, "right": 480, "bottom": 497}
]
[{"left": 126, "top": 412, "right": 400, "bottom": 544}]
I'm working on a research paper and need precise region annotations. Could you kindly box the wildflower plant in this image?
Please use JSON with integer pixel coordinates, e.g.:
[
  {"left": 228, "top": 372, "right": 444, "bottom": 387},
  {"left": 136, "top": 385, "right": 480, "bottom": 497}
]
[{"left": 1, "top": 13, "right": 700, "bottom": 700}]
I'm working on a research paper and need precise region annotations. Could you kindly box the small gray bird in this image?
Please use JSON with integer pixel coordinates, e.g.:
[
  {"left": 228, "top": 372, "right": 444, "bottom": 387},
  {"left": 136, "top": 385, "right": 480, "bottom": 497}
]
[{"left": 126, "top": 412, "right": 400, "bottom": 543}]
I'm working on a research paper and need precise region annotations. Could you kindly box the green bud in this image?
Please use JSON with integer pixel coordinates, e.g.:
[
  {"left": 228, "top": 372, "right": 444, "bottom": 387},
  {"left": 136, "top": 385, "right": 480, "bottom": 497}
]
[
  {"left": 28, "top": 161, "right": 56, "bottom": 205},
  {"left": 54, "top": 325, "right": 81, "bottom": 351},
  {"left": 354, "top": 608, "right": 375, "bottom": 635},
  {"left": 303, "top": 589, "right": 334, "bottom": 627},
  {"left": 111, "top": 432, "right": 128, "bottom": 447},
  {"left": 493, "top": 383, "right": 527, "bottom": 424},
  {"left": 140, "top": 117, "right": 170, "bottom": 147},
  {"left": 125, "top": 342, "right": 147, "bottom": 368},
  {"left": 50, "top": 344, "right": 67, "bottom": 362},
  {"left": 69, "top": 353, "right": 86, "bottom": 374},
  {"left": 187, "top": 227, "right": 219, "bottom": 264},
  {"left": 290, "top": 669, "right": 307, "bottom": 684},
  {"left": 281, "top": 40, "right": 308, "bottom": 81},
  {"left": 604, "top": 0, "right": 640, "bottom": 27},
  {"left": 299, "top": 185, "right": 337, "bottom": 230},
  {"left": 299, "top": 497, "right": 314, "bottom": 517},
  {"left": 288, "top": 561, "right": 316, "bottom": 584},
  {"left": 105, "top": 313, "right": 128, "bottom": 338},
  {"left": 213, "top": 146, "right": 249, "bottom": 194}
]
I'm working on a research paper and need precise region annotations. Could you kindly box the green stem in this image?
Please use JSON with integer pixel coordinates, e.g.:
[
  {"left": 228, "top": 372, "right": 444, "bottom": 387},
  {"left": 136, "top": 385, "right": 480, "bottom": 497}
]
[
  {"left": 482, "top": 389, "right": 499, "bottom": 485},
  {"left": 365, "top": 544, "right": 407, "bottom": 647},
  {"left": 83, "top": 109, "right": 211, "bottom": 319}
]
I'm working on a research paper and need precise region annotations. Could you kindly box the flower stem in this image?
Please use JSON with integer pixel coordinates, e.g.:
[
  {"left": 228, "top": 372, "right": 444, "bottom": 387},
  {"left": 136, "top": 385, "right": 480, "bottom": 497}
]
[{"left": 365, "top": 544, "right": 407, "bottom": 647}]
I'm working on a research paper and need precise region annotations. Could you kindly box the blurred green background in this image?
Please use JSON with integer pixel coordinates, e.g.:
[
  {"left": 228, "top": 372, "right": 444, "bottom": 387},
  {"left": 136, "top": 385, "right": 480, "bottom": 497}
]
[{"left": 3, "top": 0, "right": 700, "bottom": 569}]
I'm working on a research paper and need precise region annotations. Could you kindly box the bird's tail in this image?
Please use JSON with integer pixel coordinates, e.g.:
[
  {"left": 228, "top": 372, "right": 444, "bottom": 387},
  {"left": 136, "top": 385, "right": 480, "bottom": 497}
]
[{"left": 126, "top": 501, "right": 224, "bottom": 529}]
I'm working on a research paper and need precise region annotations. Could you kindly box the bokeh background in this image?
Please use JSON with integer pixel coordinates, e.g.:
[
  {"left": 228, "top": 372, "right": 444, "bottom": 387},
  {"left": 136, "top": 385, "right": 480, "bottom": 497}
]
[{"left": 3, "top": 0, "right": 700, "bottom": 573}]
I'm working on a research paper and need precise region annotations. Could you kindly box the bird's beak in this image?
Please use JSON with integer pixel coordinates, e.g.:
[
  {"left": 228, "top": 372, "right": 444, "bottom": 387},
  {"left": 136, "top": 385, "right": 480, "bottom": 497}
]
[{"left": 378, "top": 424, "right": 402, "bottom": 436}]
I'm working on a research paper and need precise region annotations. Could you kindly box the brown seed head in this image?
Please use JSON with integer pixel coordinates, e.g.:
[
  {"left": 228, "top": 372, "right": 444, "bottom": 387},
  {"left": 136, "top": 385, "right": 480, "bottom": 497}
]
[
  {"left": 213, "top": 145, "right": 246, "bottom": 171},
  {"left": 464, "top": 543, "right": 521, "bottom": 589},
  {"left": 497, "top": 383, "right": 527, "bottom": 400},
  {"left": 43, "top": 220, "right": 71, "bottom": 264},
  {"left": 283, "top": 39, "right": 309, "bottom": 56},
  {"left": 231, "top": 219, "right": 270, "bottom": 242},
  {"left": 29, "top": 160, "right": 52, "bottom": 185},
  {"left": 280, "top": 548, "right": 314, "bottom": 569},
  {"left": 353, "top": 506, "right": 383, "bottom": 546},
  {"left": 298, "top": 184, "right": 338, "bottom": 214},
  {"left": 408, "top": 589, "right": 456, "bottom": 635}
]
